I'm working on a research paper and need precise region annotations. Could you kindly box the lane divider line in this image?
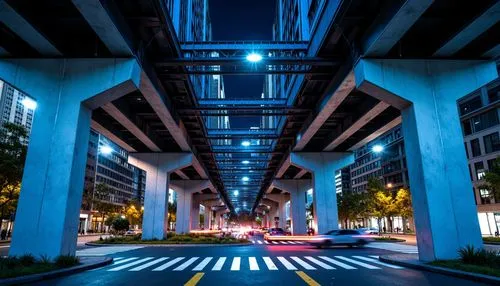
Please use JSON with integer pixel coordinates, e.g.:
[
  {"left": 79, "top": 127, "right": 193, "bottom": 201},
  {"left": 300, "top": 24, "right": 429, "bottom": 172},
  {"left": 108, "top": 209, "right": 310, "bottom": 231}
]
[
  {"left": 295, "top": 271, "right": 321, "bottom": 286},
  {"left": 184, "top": 272, "right": 204, "bottom": 286}
]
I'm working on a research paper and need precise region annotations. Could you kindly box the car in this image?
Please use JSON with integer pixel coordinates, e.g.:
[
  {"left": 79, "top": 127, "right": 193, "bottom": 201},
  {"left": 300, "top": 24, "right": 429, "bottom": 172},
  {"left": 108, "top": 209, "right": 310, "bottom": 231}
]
[
  {"left": 124, "top": 229, "right": 142, "bottom": 236},
  {"left": 358, "top": 227, "right": 379, "bottom": 235},
  {"left": 309, "top": 229, "right": 373, "bottom": 248},
  {"left": 264, "top": 228, "right": 287, "bottom": 240}
]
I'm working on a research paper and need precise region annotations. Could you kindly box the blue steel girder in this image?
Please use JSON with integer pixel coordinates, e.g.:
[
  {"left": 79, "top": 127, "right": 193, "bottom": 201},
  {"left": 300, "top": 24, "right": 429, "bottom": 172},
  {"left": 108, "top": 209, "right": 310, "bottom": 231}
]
[
  {"left": 207, "top": 129, "right": 277, "bottom": 136},
  {"left": 212, "top": 145, "right": 273, "bottom": 152},
  {"left": 180, "top": 41, "right": 308, "bottom": 52},
  {"left": 156, "top": 57, "right": 338, "bottom": 67},
  {"left": 198, "top": 99, "right": 288, "bottom": 106}
]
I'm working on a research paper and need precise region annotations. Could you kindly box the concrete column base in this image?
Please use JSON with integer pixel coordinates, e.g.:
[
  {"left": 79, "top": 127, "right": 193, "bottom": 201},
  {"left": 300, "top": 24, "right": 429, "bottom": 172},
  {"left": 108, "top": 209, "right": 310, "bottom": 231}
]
[{"left": 273, "top": 180, "right": 311, "bottom": 235}]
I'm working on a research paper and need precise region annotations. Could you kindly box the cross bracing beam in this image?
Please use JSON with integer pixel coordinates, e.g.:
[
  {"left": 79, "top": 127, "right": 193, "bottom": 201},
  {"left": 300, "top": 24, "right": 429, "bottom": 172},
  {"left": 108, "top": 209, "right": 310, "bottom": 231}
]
[
  {"left": 198, "top": 99, "right": 287, "bottom": 106},
  {"left": 181, "top": 110, "right": 309, "bottom": 117},
  {"left": 202, "top": 150, "right": 282, "bottom": 154},
  {"left": 207, "top": 129, "right": 277, "bottom": 136},
  {"left": 171, "top": 69, "right": 331, "bottom": 75},
  {"left": 180, "top": 41, "right": 308, "bottom": 52},
  {"left": 180, "top": 106, "right": 304, "bottom": 111},
  {"left": 212, "top": 145, "right": 273, "bottom": 152},
  {"left": 156, "top": 57, "right": 339, "bottom": 67},
  {"left": 203, "top": 135, "right": 283, "bottom": 140}
]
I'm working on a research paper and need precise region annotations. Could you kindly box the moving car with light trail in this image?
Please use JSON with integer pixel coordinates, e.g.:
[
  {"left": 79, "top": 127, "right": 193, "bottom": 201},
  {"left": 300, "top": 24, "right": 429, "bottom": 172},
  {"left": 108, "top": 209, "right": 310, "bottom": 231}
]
[{"left": 309, "top": 229, "right": 373, "bottom": 248}]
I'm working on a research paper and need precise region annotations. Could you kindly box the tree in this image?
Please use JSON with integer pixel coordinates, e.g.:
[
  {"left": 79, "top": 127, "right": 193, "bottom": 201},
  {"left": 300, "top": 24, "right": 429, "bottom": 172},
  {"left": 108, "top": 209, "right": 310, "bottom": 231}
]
[
  {"left": 112, "top": 217, "right": 130, "bottom": 233},
  {"left": 394, "top": 188, "right": 413, "bottom": 233},
  {"left": 366, "top": 178, "right": 395, "bottom": 234},
  {"left": 337, "top": 191, "right": 367, "bottom": 229},
  {"left": 0, "top": 123, "right": 28, "bottom": 231},
  {"left": 92, "top": 183, "right": 120, "bottom": 232},
  {"left": 483, "top": 157, "right": 500, "bottom": 201},
  {"left": 125, "top": 199, "right": 142, "bottom": 226},
  {"left": 167, "top": 202, "right": 176, "bottom": 230}
]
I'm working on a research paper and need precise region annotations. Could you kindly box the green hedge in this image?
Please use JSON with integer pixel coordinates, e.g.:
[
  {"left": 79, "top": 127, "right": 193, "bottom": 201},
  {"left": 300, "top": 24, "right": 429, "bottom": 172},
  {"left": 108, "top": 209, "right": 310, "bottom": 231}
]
[
  {"left": 0, "top": 255, "right": 79, "bottom": 279},
  {"left": 93, "top": 233, "right": 248, "bottom": 245}
]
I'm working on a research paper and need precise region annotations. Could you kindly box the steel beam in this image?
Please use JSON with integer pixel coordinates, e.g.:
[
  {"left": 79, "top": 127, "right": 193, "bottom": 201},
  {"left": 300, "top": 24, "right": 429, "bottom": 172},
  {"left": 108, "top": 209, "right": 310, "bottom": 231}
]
[
  {"left": 156, "top": 57, "right": 338, "bottom": 66},
  {"left": 348, "top": 116, "right": 402, "bottom": 151},
  {"left": 198, "top": 99, "right": 287, "bottom": 106},
  {"left": 207, "top": 129, "right": 277, "bottom": 136},
  {"left": 181, "top": 41, "right": 308, "bottom": 51},
  {"left": 212, "top": 145, "right": 273, "bottom": 151}
]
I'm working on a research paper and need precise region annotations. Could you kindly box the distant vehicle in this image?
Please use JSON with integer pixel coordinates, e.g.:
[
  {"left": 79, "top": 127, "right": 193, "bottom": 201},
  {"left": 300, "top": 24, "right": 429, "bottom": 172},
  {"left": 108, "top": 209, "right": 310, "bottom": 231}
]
[
  {"left": 309, "top": 229, "right": 373, "bottom": 248},
  {"left": 358, "top": 227, "right": 379, "bottom": 235},
  {"left": 264, "top": 228, "right": 287, "bottom": 240},
  {"left": 124, "top": 229, "right": 142, "bottom": 236}
]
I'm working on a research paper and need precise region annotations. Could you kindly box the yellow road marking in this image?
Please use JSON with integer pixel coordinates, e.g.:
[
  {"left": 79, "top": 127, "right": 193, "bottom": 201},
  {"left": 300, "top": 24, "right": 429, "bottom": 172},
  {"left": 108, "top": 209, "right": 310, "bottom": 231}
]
[
  {"left": 295, "top": 271, "right": 321, "bottom": 286},
  {"left": 184, "top": 272, "right": 204, "bottom": 286}
]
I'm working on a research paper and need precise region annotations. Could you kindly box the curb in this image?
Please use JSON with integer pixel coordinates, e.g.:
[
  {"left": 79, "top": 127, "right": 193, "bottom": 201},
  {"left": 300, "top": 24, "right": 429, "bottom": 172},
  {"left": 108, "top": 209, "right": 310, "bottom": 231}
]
[
  {"left": 85, "top": 242, "right": 252, "bottom": 247},
  {"left": 379, "top": 255, "right": 500, "bottom": 284},
  {"left": 0, "top": 240, "right": 10, "bottom": 244},
  {"left": 484, "top": 241, "right": 500, "bottom": 245},
  {"left": 0, "top": 257, "right": 113, "bottom": 285}
]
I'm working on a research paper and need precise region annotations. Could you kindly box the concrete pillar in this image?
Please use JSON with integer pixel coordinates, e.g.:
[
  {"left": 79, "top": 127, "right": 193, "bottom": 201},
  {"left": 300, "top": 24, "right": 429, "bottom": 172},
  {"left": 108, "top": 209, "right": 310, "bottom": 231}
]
[
  {"left": 170, "top": 181, "right": 213, "bottom": 234},
  {"left": 204, "top": 209, "right": 211, "bottom": 229},
  {"left": 190, "top": 203, "right": 200, "bottom": 230},
  {"left": 355, "top": 59, "right": 498, "bottom": 261},
  {"left": 273, "top": 180, "right": 311, "bottom": 235},
  {"left": 265, "top": 194, "right": 290, "bottom": 229},
  {"left": 128, "top": 153, "right": 193, "bottom": 240},
  {"left": 289, "top": 153, "right": 354, "bottom": 235},
  {"left": 0, "top": 58, "right": 141, "bottom": 258}
]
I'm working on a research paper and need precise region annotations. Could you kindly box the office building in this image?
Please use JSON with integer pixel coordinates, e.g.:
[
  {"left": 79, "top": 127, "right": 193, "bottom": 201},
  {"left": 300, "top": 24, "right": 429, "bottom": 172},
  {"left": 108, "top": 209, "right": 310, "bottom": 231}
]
[
  {"left": 80, "top": 129, "right": 146, "bottom": 232},
  {"left": 0, "top": 80, "right": 35, "bottom": 143},
  {"left": 460, "top": 79, "right": 500, "bottom": 236}
]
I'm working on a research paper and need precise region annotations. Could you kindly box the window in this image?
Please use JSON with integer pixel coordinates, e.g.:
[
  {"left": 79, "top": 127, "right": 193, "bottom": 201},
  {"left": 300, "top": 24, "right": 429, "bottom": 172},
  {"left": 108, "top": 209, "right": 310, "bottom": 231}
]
[
  {"left": 464, "top": 142, "right": 469, "bottom": 159},
  {"left": 471, "top": 109, "right": 499, "bottom": 133},
  {"left": 480, "top": 188, "right": 493, "bottom": 204},
  {"left": 475, "top": 161, "right": 485, "bottom": 180},
  {"left": 470, "top": 139, "right": 481, "bottom": 157},
  {"left": 487, "top": 158, "right": 497, "bottom": 171},
  {"left": 459, "top": 96, "right": 482, "bottom": 115},
  {"left": 483, "top": 132, "right": 500, "bottom": 154},
  {"left": 462, "top": 120, "right": 472, "bottom": 135},
  {"left": 488, "top": 85, "right": 499, "bottom": 103}
]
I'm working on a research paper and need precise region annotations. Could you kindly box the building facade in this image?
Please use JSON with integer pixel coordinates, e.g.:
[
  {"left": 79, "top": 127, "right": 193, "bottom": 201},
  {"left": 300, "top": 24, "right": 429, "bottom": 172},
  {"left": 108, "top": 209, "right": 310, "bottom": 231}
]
[
  {"left": 460, "top": 79, "right": 500, "bottom": 236},
  {"left": 0, "top": 80, "right": 35, "bottom": 143},
  {"left": 81, "top": 129, "right": 146, "bottom": 232}
]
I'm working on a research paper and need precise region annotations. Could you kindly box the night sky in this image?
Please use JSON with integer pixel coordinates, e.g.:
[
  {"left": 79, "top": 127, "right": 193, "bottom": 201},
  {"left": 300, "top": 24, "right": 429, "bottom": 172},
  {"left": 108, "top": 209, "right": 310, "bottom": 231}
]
[{"left": 209, "top": 0, "right": 276, "bottom": 128}]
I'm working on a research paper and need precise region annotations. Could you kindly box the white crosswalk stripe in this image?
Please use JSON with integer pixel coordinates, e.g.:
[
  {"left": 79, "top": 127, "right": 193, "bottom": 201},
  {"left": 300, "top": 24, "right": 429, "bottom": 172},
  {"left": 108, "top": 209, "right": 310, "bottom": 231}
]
[
  {"left": 304, "top": 256, "right": 335, "bottom": 270},
  {"left": 212, "top": 257, "right": 226, "bottom": 271},
  {"left": 193, "top": 257, "right": 213, "bottom": 271},
  {"left": 108, "top": 257, "right": 154, "bottom": 271},
  {"left": 111, "top": 257, "right": 138, "bottom": 265},
  {"left": 257, "top": 240, "right": 263, "bottom": 244},
  {"left": 129, "top": 257, "right": 169, "bottom": 271},
  {"left": 113, "top": 257, "right": 124, "bottom": 261},
  {"left": 288, "top": 241, "right": 296, "bottom": 244},
  {"left": 263, "top": 257, "right": 278, "bottom": 270},
  {"left": 94, "top": 255, "right": 405, "bottom": 272},
  {"left": 277, "top": 256, "right": 297, "bottom": 270},
  {"left": 252, "top": 240, "right": 255, "bottom": 244},
  {"left": 280, "top": 241, "right": 289, "bottom": 244},
  {"left": 152, "top": 257, "right": 185, "bottom": 271},
  {"left": 271, "top": 241, "right": 278, "bottom": 244},
  {"left": 249, "top": 257, "right": 259, "bottom": 270},
  {"left": 173, "top": 257, "right": 199, "bottom": 271},
  {"left": 290, "top": 256, "right": 316, "bottom": 270},
  {"left": 318, "top": 256, "right": 356, "bottom": 270},
  {"left": 335, "top": 256, "right": 380, "bottom": 269},
  {"left": 264, "top": 241, "right": 270, "bottom": 244},
  {"left": 352, "top": 256, "right": 404, "bottom": 269},
  {"left": 366, "top": 243, "right": 418, "bottom": 254},
  {"left": 231, "top": 257, "right": 241, "bottom": 271}
]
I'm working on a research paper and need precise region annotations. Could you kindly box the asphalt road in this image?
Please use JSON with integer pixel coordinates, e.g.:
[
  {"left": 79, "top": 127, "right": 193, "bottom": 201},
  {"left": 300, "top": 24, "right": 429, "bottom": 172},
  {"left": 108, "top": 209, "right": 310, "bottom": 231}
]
[{"left": 19, "top": 235, "right": 487, "bottom": 286}]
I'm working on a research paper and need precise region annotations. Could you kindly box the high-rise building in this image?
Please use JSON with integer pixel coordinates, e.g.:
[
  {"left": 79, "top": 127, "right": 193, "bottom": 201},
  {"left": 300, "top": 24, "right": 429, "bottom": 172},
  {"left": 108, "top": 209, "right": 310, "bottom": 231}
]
[
  {"left": 459, "top": 79, "right": 500, "bottom": 236},
  {"left": 0, "top": 80, "right": 35, "bottom": 143},
  {"left": 80, "top": 129, "right": 146, "bottom": 232}
]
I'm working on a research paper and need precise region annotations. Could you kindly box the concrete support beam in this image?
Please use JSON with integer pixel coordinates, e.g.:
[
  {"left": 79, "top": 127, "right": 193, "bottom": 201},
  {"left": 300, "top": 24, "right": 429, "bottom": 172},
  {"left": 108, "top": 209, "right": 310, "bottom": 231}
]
[
  {"left": 434, "top": 2, "right": 500, "bottom": 57},
  {"left": 289, "top": 152, "right": 354, "bottom": 234},
  {"left": 294, "top": 71, "right": 355, "bottom": 151},
  {"left": 0, "top": 58, "right": 140, "bottom": 258},
  {"left": 72, "top": 0, "right": 132, "bottom": 56},
  {"left": 323, "top": 101, "right": 390, "bottom": 151},
  {"left": 362, "top": 0, "right": 433, "bottom": 56},
  {"left": 0, "top": 1, "right": 62, "bottom": 56},
  {"left": 170, "top": 180, "right": 213, "bottom": 234},
  {"left": 91, "top": 120, "right": 136, "bottom": 152},
  {"left": 175, "top": 170, "right": 190, "bottom": 180},
  {"left": 101, "top": 103, "right": 162, "bottom": 152},
  {"left": 128, "top": 153, "right": 193, "bottom": 240},
  {"left": 191, "top": 194, "right": 218, "bottom": 230},
  {"left": 348, "top": 116, "right": 402, "bottom": 151},
  {"left": 273, "top": 180, "right": 311, "bottom": 235},
  {"left": 265, "top": 193, "right": 290, "bottom": 229},
  {"left": 293, "top": 169, "right": 308, "bottom": 179},
  {"left": 355, "top": 59, "right": 498, "bottom": 261}
]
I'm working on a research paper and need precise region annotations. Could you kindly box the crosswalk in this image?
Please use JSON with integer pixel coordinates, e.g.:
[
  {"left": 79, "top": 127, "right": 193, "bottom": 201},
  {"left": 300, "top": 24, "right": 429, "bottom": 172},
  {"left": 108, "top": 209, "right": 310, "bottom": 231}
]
[
  {"left": 250, "top": 240, "right": 307, "bottom": 245},
  {"left": 100, "top": 255, "right": 404, "bottom": 272}
]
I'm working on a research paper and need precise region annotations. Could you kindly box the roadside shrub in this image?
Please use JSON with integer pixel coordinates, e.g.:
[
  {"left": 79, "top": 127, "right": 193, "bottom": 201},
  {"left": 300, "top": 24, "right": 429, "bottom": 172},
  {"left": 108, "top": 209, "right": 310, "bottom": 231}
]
[
  {"left": 459, "top": 245, "right": 500, "bottom": 266},
  {"left": 55, "top": 255, "right": 80, "bottom": 268},
  {"left": 19, "top": 254, "right": 35, "bottom": 266},
  {"left": 0, "top": 257, "right": 20, "bottom": 269},
  {"left": 39, "top": 254, "right": 52, "bottom": 264},
  {"left": 112, "top": 218, "right": 130, "bottom": 233}
]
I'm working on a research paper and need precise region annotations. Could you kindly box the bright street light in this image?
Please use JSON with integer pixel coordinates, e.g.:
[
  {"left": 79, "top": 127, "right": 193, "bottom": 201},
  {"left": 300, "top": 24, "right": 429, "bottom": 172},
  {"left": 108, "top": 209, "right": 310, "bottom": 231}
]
[
  {"left": 246, "top": 53, "right": 263, "bottom": 62},
  {"left": 242, "top": 160, "right": 250, "bottom": 164},
  {"left": 241, "top": 141, "right": 251, "bottom": 147},
  {"left": 233, "top": 190, "right": 239, "bottom": 196},
  {"left": 242, "top": 176, "right": 250, "bottom": 182},
  {"left": 387, "top": 183, "right": 393, "bottom": 188},
  {"left": 372, "top": 144, "right": 384, "bottom": 153},
  {"left": 21, "top": 98, "right": 37, "bottom": 110},
  {"left": 100, "top": 145, "right": 113, "bottom": 155}
]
